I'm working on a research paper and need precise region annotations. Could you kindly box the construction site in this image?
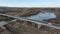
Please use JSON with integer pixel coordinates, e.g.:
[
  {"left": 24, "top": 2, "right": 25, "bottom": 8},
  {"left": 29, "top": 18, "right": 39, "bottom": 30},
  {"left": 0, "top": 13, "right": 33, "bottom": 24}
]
[{"left": 0, "top": 7, "right": 60, "bottom": 34}]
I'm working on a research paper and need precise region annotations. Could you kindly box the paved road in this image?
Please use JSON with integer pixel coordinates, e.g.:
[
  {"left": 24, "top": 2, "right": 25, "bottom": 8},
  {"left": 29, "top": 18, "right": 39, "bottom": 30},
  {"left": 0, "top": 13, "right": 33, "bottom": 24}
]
[{"left": 0, "top": 19, "right": 17, "bottom": 26}]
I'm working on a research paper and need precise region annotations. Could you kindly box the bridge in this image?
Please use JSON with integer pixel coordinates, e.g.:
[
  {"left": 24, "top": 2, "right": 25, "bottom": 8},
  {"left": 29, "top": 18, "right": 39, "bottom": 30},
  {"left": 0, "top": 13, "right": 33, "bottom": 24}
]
[{"left": 0, "top": 14, "right": 60, "bottom": 29}]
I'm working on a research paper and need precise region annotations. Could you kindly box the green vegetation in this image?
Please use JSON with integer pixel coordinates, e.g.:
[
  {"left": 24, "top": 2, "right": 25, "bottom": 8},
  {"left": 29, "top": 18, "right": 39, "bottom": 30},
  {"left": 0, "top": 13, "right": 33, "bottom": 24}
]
[{"left": 4, "top": 18, "right": 15, "bottom": 23}]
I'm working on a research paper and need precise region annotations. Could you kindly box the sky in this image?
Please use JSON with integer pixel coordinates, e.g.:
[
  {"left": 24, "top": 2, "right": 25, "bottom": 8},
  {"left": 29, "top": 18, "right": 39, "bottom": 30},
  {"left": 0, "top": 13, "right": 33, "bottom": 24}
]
[{"left": 0, "top": 0, "right": 60, "bottom": 7}]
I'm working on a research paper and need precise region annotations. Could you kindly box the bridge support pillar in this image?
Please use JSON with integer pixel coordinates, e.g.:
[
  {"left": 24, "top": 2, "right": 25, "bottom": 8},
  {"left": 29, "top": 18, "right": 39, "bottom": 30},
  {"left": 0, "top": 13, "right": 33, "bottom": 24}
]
[{"left": 38, "top": 24, "right": 42, "bottom": 29}]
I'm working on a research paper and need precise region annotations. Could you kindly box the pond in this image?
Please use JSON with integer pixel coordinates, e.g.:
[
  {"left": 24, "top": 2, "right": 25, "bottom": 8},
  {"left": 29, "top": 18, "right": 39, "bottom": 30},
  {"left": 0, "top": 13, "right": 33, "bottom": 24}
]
[{"left": 25, "top": 12, "right": 56, "bottom": 21}]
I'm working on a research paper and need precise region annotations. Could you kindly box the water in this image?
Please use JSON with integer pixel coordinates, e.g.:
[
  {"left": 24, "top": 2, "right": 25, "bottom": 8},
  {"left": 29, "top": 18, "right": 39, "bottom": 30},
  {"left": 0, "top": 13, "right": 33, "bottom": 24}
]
[{"left": 25, "top": 12, "right": 56, "bottom": 21}]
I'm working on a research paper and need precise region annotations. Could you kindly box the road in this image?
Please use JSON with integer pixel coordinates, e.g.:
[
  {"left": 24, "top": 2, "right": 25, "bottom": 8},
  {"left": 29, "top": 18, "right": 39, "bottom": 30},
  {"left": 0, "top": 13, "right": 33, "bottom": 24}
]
[
  {"left": 0, "top": 19, "right": 18, "bottom": 26},
  {"left": 0, "top": 14, "right": 60, "bottom": 29}
]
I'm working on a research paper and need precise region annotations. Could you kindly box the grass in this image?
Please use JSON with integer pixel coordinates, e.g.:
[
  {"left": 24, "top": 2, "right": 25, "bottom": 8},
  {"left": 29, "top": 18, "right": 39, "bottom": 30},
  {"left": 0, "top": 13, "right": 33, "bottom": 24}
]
[{"left": 4, "top": 18, "right": 14, "bottom": 24}]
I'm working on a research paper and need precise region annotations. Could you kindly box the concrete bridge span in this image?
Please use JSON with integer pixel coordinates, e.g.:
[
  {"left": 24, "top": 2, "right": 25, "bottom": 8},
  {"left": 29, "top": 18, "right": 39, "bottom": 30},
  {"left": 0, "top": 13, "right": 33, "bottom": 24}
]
[{"left": 0, "top": 14, "right": 60, "bottom": 29}]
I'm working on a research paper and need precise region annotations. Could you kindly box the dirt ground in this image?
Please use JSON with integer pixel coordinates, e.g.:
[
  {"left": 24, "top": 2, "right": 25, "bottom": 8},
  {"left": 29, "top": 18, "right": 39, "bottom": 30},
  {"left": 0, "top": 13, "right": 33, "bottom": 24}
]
[
  {"left": 0, "top": 20, "right": 60, "bottom": 34},
  {"left": 0, "top": 8, "right": 41, "bottom": 17},
  {"left": 43, "top": 18, "right": 60, "bottom": 24},
  {"left": 0, "top": 8, "right": 60, "bottom": 34}
]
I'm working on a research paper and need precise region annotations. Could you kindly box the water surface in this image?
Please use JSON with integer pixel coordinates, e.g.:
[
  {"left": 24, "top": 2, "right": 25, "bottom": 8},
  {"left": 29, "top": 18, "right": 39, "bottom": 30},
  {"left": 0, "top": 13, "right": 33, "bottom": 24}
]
[{"left": 25, "top": 12, "right": 56, "bottom": 21}]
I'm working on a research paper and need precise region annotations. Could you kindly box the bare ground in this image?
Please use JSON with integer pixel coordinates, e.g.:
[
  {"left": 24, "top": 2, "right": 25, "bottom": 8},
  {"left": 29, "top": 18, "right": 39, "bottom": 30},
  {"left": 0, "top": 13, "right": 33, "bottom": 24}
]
[
  {"left": 0, "top": 8, "right": 60, "bottom": 34},
  {"left": 0, "top": 20, "right": 60, "bottom": 34}
]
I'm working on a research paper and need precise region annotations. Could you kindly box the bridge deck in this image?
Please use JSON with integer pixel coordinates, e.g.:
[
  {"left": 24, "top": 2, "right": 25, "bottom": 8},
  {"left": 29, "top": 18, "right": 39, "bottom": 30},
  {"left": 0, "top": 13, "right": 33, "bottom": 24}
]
[{"left": 0, "top": 14, "right": 60, "bottom": 29}]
